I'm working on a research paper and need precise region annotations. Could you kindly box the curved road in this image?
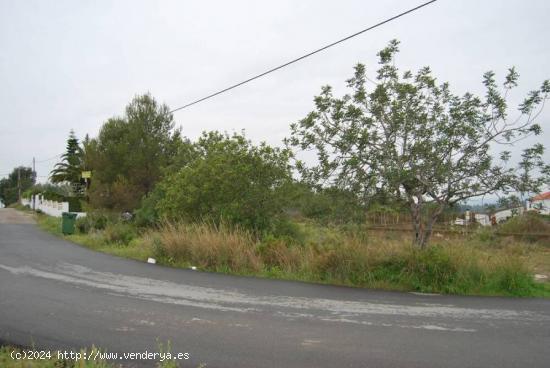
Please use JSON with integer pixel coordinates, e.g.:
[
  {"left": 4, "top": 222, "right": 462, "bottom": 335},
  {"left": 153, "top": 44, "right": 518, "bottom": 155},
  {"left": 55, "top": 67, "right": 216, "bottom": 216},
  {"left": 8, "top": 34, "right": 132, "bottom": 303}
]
[{"left": 1, "top": 208, "right": 549, "bottom": 367}]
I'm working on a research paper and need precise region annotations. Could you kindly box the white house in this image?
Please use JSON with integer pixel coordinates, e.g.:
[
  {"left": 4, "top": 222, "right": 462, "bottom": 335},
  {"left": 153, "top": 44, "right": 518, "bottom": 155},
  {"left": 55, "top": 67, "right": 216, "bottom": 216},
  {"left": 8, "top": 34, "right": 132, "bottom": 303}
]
[
  {"left": 528, "top": 191, "right": 550, "bottom": 215},
  {"left": 455, "top": 207, "right": 524, "bottom": 227}
]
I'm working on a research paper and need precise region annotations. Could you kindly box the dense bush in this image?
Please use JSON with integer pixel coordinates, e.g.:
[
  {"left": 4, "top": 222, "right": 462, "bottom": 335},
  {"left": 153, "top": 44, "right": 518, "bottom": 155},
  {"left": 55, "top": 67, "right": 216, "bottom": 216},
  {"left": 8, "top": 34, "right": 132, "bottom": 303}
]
[
  {"left": 67, "top": 197, "right": 82, "bottom": 212},
  {"left": 134, "top": 189, "right": 164, "bottom": 228},
  {"left": 104, "top": 223, "right": 137, "bottom": 245},
  {"left": 155, "top": 132, "right": 292, "bottom": 232},
  {"left": 76, "top": 211, "right": 117, "bottom": 233},
  {"left": 0, "top": 167, "right": 35, "bottom": 206},
  {"left": 285, "top": 183, "right": 367, "bottom": 224},
  {"left": 405, "top": 246, "right": 461, "bottom": 293},
  {"left": 498, "top": 211, "right": 550, "bottom": 235}
]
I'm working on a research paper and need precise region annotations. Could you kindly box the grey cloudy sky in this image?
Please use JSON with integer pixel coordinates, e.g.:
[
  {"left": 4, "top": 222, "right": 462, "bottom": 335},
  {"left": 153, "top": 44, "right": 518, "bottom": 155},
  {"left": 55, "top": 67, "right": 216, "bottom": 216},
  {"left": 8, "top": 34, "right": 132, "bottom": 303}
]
[{"left": 1, "top": 0, "right": 549, "bottom": 186}]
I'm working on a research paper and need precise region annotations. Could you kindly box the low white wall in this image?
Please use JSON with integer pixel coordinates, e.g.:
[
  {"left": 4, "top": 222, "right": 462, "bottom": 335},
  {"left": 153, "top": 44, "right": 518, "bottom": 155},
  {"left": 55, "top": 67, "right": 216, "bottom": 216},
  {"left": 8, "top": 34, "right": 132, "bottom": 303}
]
[{"left": 22, "top": 194, "right": 86, "bottom": 218}]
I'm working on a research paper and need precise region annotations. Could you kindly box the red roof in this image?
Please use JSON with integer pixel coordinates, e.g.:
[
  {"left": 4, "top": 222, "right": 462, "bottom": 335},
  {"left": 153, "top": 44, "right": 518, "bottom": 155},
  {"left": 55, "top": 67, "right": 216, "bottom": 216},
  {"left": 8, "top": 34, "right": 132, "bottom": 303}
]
[{"left": 532, "top": 191, "right": 550, "bottom": 201}]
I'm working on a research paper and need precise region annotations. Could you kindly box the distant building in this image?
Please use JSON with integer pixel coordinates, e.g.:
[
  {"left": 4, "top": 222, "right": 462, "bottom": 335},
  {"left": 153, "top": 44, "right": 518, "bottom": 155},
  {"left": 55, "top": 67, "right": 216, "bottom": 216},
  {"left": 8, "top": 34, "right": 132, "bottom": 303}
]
[
  {"left": 455, "top": 207, "right": 524, "bottom": 227},
  {"left": 474, "top": 213, "right": 491, "bottom": 226},
  {"left": 528, "top": 191, "right": 550, "bottom": 215},
  {"left": 493, "top": 207, "right": 525, "bottom": 223}
]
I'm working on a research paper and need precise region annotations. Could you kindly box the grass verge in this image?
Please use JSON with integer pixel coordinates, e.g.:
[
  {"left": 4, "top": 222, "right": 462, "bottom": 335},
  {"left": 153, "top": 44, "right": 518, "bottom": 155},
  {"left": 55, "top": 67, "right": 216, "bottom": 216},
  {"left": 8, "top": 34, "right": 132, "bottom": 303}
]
[{"left": 33, "top": 211, "right": 550, "bottom": 298}]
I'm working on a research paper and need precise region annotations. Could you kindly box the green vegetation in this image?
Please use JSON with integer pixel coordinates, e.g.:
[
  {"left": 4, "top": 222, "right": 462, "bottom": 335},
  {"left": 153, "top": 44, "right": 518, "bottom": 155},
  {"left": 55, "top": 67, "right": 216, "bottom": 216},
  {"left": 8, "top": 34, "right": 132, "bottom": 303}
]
[
  {"left": 0, "top": 167, "right": 35, "bottom": 206},
  {"left": 498, "top": 211, "right": 550, "bottom": 235},
  {"left": 35, "top": 211, "right": 550, "bottom": 297},
  {"left": 10, "top": 40, "right": 550, "bottom": 298},
  {"left": 85, "top": 93, "right": 185, "bottom": 211},
  {"left": 286, "top": 39, "right": 550, "bottom": 247},
  {"left": 155, "top": 131, "right": 292, "bottom": 232},
  {"left": 50, "top": 130, "right": 87, "bottom": 194}
]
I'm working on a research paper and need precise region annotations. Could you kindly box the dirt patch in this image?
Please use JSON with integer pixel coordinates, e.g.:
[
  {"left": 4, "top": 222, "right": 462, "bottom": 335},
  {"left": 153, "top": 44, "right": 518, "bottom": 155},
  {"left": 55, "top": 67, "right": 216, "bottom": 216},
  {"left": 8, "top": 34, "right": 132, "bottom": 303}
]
[{"left": 0, "top": 208, "right": 35, "bottom": 224}]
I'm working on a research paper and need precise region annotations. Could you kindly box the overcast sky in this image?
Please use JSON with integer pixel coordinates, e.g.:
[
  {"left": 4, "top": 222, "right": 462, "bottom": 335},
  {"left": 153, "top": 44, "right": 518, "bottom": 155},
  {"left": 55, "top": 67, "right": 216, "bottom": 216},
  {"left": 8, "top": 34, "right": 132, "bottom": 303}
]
[{"left": 1, "top": 0, "right": 549, "bottom": 191}]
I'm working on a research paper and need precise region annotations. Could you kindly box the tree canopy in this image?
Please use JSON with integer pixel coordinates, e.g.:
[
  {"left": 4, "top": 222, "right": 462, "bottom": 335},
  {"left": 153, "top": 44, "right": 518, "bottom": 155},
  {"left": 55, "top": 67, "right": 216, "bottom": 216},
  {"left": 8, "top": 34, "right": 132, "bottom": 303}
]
[
  {"left": 50, "top": 130, "right": 85, "bottom": 195},
  {"left": 287, "top": 40, "right": 550, "bottom": 247},
  {"left": 155, "top": 131, "right": 292, "bottom": 232},
  {"left": 87, "top": 94, "right": 184, "bottom": 210},
  {"left": 0, "top": 167, "right": 35, "bottom": 206}
]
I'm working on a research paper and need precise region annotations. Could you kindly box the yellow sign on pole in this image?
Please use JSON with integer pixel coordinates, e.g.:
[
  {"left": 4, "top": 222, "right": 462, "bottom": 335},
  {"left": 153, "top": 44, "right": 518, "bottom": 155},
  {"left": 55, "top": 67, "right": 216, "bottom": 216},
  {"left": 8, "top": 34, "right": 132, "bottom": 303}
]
[{"left": 81, "top": 171, "right": 92, "bottom": 179}]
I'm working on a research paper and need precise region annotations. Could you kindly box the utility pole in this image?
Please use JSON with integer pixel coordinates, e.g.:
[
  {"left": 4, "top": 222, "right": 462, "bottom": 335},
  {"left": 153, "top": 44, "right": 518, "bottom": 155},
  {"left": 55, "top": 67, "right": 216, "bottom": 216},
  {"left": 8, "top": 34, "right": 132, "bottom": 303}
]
[
  {"left": 17, "top": 167, "right": 21, "bottom": 203},
  {"left": 32, "top": 157, "right": 36, "bottom": 210}
]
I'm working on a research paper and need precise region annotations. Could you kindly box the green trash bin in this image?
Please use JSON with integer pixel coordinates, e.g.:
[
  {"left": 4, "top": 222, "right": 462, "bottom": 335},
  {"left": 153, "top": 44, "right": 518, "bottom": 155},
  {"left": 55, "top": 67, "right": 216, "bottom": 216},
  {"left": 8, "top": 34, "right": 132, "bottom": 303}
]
[{"left": 61, "top": 212, "right": 77, "bottom": 235}]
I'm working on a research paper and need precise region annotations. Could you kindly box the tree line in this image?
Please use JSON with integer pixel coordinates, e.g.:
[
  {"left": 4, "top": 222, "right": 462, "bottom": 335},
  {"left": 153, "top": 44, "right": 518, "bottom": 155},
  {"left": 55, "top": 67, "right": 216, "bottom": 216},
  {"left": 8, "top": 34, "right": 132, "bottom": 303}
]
[{"left": 3, "top": 40, "right": 548, "bottom": 247}]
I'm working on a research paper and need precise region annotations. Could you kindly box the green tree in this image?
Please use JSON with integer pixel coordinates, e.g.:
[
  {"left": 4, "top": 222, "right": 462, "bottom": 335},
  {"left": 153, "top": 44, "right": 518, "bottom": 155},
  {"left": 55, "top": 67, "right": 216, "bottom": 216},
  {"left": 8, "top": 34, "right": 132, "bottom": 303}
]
[
  {"left": 88, "top": 93, "right": 184, "bottom": 210},
  {"left": 50, "top": 130, "right": 85, "bottom": 195},
  {"left": 155, "top": 131, "right": 292, "bottom": 232},
  {"left": 287, "top": 40, "right": 550, "bottom": 248},
  {"left": 0, "top": 167, "right": 35, "bottom": 205},
  {"left": 284, "top": 182, "right": 367, "bottom": 224},
  {"left": 497, "top": 195, "right": 523, "bottom": 209}
]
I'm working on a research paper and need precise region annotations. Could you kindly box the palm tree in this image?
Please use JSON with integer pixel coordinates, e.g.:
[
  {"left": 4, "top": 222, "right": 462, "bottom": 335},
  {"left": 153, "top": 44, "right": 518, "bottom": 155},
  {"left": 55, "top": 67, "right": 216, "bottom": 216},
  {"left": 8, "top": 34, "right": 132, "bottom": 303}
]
[{"left": 50, "top": 131, "right": 85, "bottom": 194}]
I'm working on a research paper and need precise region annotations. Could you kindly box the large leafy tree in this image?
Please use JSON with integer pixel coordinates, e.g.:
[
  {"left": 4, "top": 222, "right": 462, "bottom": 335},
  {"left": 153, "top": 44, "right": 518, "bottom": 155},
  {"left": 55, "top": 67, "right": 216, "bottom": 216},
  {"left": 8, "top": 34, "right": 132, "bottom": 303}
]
[
  {"left": 88, "top": 93, "right": 184, "bottom": 210},
  {"left": 156, "top": 131, "right": 292, "bottom": 232},
  {"left": 50, "top": 130, "right": 85, "bottom": 194},
  {"left": 0, "top": 167, "right": 35, "bottom": 205},
  {"left": 287, "top": 40, "right": 550, "bottom": 247}
]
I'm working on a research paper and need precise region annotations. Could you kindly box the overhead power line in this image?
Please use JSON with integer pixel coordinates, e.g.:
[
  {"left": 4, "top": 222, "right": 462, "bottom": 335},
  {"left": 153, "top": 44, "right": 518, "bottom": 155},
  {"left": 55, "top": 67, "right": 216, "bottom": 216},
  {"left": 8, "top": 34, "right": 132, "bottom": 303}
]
[
  {"left": 5, "top": 1, "right": 436, "bottom": 181},
  {"left": 169, "top": 0, "right": 437, "bottom": 113}
]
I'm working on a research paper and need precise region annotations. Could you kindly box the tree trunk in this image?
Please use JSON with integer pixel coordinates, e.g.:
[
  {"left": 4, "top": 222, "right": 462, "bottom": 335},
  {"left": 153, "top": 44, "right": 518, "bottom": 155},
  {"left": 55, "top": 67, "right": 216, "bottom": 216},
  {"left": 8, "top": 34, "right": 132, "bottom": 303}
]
[
  {"left": 409, "top": 197, "right": 424, "bottom": 248},
  {"left": 410, "top": 200, "right": 446, "bottom": 249}
]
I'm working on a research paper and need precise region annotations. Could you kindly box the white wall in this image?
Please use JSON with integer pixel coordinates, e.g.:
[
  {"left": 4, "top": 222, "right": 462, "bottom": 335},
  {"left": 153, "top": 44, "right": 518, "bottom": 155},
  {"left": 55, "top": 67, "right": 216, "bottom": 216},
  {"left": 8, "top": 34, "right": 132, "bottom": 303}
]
[
  {"left": 22, "top": 194, "right": 86, "bottom": 218},
  {"left": 494, "top": 207, "right": 525, "bottom": 223},
  {"left": 475, "top": 213, "right": 491, "bottom": 226},
  {"left": 528, "top": 199, "right": 550, "bottom": 215}
]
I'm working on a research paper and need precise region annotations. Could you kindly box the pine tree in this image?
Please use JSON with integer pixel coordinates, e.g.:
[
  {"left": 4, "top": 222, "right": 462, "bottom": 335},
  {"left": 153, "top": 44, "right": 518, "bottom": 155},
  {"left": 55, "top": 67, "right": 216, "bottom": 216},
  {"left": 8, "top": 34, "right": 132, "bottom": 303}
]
[{"left": 50, "top": 130, "right": 84, "bottom": 195}]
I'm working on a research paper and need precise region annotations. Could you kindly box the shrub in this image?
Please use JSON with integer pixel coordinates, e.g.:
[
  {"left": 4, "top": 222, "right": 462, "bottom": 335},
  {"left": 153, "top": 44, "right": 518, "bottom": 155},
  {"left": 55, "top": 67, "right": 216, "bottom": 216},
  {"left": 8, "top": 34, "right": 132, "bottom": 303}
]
[
  {"left": 498, "top": 211, "right": 550, "bottom": 235},
  {"left": 104, "top": 223, "right": 137, "bottom": 245},
  {"left": 474, "top": 226, "right": 497, "bottom": 243},
  {"left": 155, "top": 131, "right": 292, "bottom": 233},
  {"left": 91, "top": 211, "right": 117, "bottom": 230},
  {"left": 67, "top": 197, "right": 82, "bottom": 212},
  {"left": 269, "top": 218, "right": 306, "bottom": 245},
  {"left": 76, "top": 216, "right": 90, "bottom": 233},
  {"left": 76, "top": 211, "right": 117, "bottom": 233},
  {"left": 134, "top": 189, "right": 164, "bottom": 228},
  {"left": 258, "top": 238, "right": 303, "bottom": 272},
  {"left": 487, "top": 256, "right": 537, "bottom": 296},
  {"left": 311, "top": 242, "right": 371, "bottom": 284},
  {"left": 405, "top": 246, "right": 460, "bottom": 293},
  {"left": 286, "top": 183, "right": 367, "bottom": 224}
]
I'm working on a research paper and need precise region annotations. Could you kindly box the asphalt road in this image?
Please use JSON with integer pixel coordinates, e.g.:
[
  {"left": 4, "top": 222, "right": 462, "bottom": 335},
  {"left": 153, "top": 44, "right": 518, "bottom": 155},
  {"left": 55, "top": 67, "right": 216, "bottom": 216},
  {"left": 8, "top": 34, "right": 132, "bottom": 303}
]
[{"left": 1, "top": 208, "right": 549, "bottom": 367}]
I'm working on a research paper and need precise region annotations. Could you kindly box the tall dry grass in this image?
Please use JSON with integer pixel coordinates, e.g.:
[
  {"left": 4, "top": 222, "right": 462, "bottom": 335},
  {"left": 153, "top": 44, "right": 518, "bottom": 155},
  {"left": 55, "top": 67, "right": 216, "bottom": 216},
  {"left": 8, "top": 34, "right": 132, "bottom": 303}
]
[
  {"left": 143, "top": 220, "right": 541, "bottom": 296},
  {"left": 149, "top": 221, "right": 262, "bottom": 272}
]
